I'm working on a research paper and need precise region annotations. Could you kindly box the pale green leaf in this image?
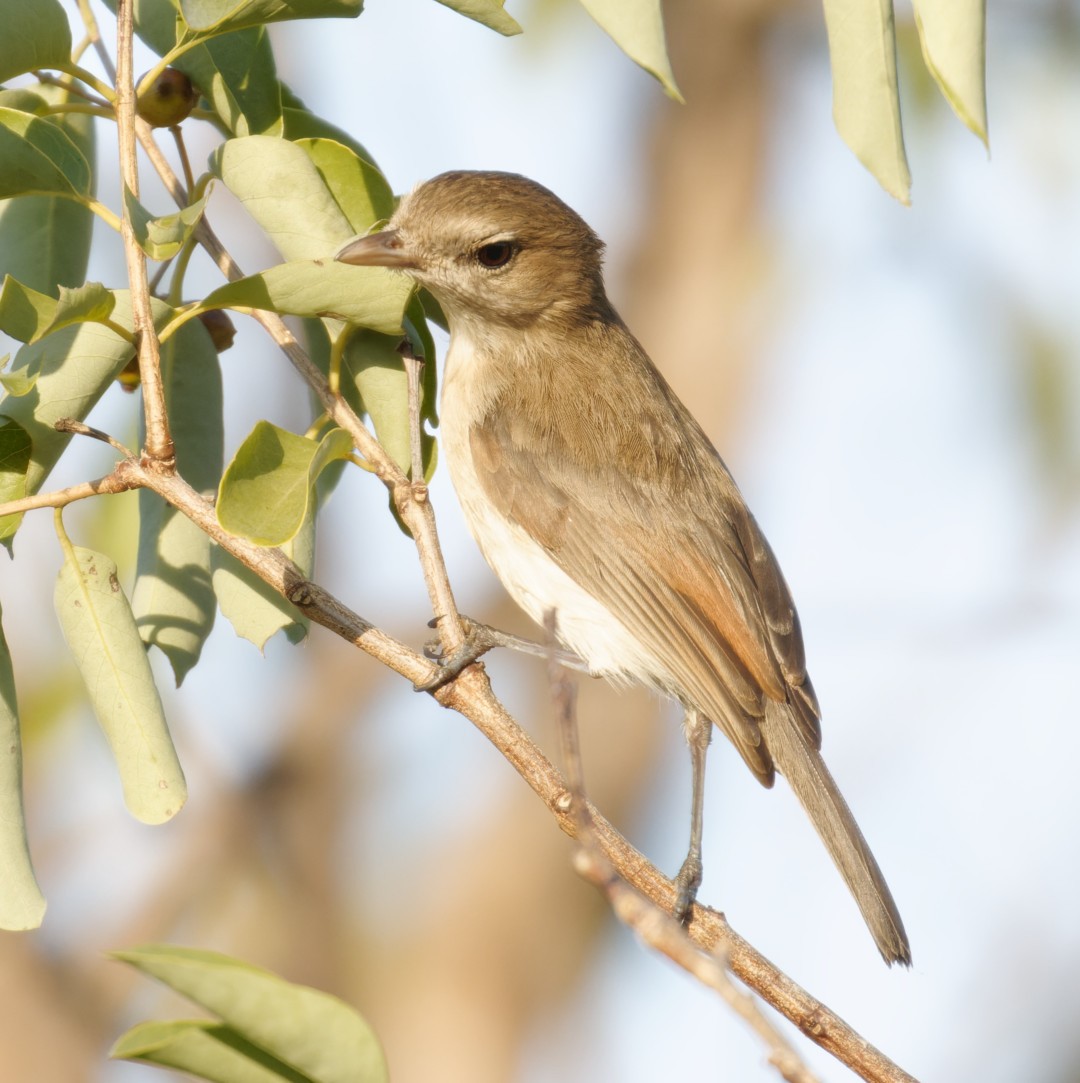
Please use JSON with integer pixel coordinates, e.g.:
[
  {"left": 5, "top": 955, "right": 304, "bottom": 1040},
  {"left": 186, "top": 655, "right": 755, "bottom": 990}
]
[
  {"left": 340, "top": 330, "right": 413, "bottom": 476},
  {"left": 211, "top": 135, "right": 355, "bottom": 260},
  {"left": 178, "top": 0, "right": 362, "bottom": 36},
  {"left": 133, "top": 319, "right": 222, "bottom": 685},
  {"left": 433, "top": 0, "right": 520, "bottom": 36},
  {"left": 0, "top": 0, "right": 72, "bottom": 83},
  {"left": 217, "top": 422, "right": 353, "bottom": 546},
  {"left": 578, "top": 0, "right": 681, "bottom": 101},
  {"left": 0, "top": 371, "right": 36, "bottom": 396},
  {"left": 112, "top": 945, "right": 388, "bottom": 1083},
  {"left": 211, "top": 534, "right": 309, "bottom": 651},
  {"left": 0, "top": 275, "right": 56, "bottom": 344},
  {"left": 296, "top": 138, "right": 394, "bottom": 233},
  {"left": 0, "top": 108, "right": 92, "bottom": 200},
  {"left": 54, "top": 546, "right": 186, "bottom": 824},
  {"left": 912, "top": 0, "right": 987, "bottom": 146},
  {"left": 0, "top": 88, "right": 96, "bottom": 297},
  {"left": 822, "top": 0, "right": 911, "bottom": 204},
  {"left": 0, "top": 603, "right": 45, "bottom": 930},
  {"left": 108, "top": 0, "right": 185, "bottom": 56},
  {"left": 0, "top": 419, "right": 31, "bottom": 541},
  {"left": 124, "top": 187, "right": 210, "bottom": 261},
  {"left": 112, "top": 1020, "right": 309, "bottom": 1082},
  {"left": 177, "top": 27, "right": 283, "bottom": 136},
  {"left": 199, "top": 260, "right": 412, "bottom": 334},
  {"left": 0, "top": 277, "right": 115, "bottom": 347}
]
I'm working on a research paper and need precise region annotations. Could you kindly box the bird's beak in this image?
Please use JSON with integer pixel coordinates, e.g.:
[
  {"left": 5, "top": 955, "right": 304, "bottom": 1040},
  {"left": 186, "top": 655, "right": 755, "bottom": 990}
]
[{"left": 335, "top": 229, "right": 420, "bottom": 270}]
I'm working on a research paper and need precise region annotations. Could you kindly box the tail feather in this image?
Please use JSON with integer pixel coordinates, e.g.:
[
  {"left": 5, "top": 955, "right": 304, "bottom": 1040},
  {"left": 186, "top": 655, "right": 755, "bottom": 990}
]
[{"left": 760, "top": 700, "right": 911, "bottom": 966}]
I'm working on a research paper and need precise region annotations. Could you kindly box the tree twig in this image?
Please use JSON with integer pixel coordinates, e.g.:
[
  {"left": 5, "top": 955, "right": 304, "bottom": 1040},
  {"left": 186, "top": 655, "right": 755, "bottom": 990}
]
[
  {"left": 114, "top": 0, "right": 174, "bottom": 467},
  {"left": 0, "top": 475, "right": 132, "bottom": 518}
]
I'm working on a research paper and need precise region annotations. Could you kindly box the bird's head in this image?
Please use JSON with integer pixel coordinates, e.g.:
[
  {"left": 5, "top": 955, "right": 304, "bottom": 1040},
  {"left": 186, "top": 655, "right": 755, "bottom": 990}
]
[{"left": 336, "top": 171, "right": 610, "bottom": 332}]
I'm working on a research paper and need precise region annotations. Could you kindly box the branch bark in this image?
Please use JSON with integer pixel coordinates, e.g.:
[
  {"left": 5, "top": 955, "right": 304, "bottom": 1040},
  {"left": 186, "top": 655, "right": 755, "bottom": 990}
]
[{"left": 114, "top": 0, "right": 174, "bottom": 467}]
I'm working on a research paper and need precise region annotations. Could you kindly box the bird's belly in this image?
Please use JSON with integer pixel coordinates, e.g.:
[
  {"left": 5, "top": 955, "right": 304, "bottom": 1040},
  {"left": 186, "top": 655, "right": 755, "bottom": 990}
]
[{"left": 440, "top": 421, "right": 664, "bottom": 685}]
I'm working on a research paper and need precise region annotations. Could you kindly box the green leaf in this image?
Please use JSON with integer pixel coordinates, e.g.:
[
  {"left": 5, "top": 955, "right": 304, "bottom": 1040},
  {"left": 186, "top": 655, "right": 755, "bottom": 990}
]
[
  {"left": 0, "top": 0, "right": 72, "bottom": 83},
  {"left": 0, "top": 88, "right": 49, "bottom": 113},
  {"left": 0, "top": 88, "right": 96, "bottom": 297},
  {"left": 112, "top": 1020, "right": 311, "bottom": 1082},
  {"left": 340, "top": 331, "right": 414, "bottom": 477},
  {"left": 132, "top": 319, "right": 223, "bottom": 685},
  {"left": 0, "top": 370, "right": 36, "bottom": 397},
  {"left": 432, "top": 0, "right": 521, "bottom": 36},
  {"left": 822, "top": 0, "right": 911, "bottom": 204},
  {"left": 217, "top": 422, "right": 353, "bottom": 546},
  {"left": 0, "top": 108, "right": 93, "bottom": 200},
  {"left": 211, "top": 135, "right": 355, "bottom": 260},
  {"left": 296, "top": 138, "right": 394, "bottom": 232},
  {"left": 578, "top": 0, "right": 681, "bottom": 101},
  {"left": 178, "top": 0, "right": 363, "bottom": 36},
  {"left": 54, "top": 545, "right": 186, "bottom": 824},
  {"left": 211, "top": 535, "right": 309, "bottom": 650},
  {"left": 199, "top": 260, "right": 412, "bottom": 333},
  {"left": 177, "top": 27, "right": 284, "bottom": 136},
  {"left": 112, "top": 945, "right": 388, "bottom": 1083},
  {"left": 110, "top": 0, "right": 184, "bottom": 56},
  {"left": 0, "top": 419, "right": 31, "bottom": 539},
  {"left": 124, "top": 187, "right": 209, "bottom": 261},
  {"left": 0, "top": 603, "right": 45, "bottom": 931},
  {"left": 45, "top": 283, "right": 117, "bottom": 341},
  {"left": 912, "top": 0, "right": 987, "bottom": 146},
  {"left": 0, "top": 275, "right": 56, "bottom": 343}
]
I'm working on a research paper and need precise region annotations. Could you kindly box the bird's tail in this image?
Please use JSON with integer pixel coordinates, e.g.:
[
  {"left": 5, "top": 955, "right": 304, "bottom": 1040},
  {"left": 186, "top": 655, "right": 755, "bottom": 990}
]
[{"left": 759, "top": 700, "right": 911, "bottom": 966}]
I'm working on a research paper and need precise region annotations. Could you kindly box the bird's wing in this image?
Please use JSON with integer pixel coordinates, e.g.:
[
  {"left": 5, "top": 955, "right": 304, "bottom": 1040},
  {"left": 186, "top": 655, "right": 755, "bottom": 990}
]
[{"left": 470, "top": 379, "right": 820, "bottom": 784}]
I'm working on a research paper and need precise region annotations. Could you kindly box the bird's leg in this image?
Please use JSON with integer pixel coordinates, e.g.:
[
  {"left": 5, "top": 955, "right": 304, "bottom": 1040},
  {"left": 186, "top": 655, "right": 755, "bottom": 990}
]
[
  {"left": 415, "top": 615, "right": 588, "bottom": 692},
  {"left": 673, "top": 707, "right": 712, "bottom": 923}
]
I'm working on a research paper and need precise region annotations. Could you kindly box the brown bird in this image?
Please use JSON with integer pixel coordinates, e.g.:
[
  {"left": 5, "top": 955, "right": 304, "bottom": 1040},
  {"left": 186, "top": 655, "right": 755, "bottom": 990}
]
[{"left": 338, "top": 171, "right": 910, "bottom": 965}]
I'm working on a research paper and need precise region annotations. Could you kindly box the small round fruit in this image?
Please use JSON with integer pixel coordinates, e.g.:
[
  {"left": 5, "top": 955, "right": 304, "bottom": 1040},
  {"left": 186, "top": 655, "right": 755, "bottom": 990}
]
[
  {"left": 198, "top": 309, "right": 236, "bottom": 353},
  {"left": 136, "top": 68, "right": 198, "bottom": 128}
]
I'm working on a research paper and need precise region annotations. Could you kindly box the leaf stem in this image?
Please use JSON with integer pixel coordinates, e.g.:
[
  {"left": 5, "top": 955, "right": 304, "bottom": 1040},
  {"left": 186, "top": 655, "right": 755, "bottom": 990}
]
[
  {"left": 41, "top": 103, "right": 114, "bottom": 120},
  {"left": 57, "top": 61, "right": 117, "bottom": 103},
  {"left": 87, "top": 199, "right": 123, "bottom": 232},
  {"left": 33, "top": 71, "right": 111, "bottom": 108}
]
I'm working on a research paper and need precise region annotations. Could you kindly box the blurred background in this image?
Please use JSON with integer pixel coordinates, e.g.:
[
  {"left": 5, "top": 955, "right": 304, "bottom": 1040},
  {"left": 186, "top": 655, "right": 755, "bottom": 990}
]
[{"left": 3, "top": 0, "right": 1080, "bottom": 1079}]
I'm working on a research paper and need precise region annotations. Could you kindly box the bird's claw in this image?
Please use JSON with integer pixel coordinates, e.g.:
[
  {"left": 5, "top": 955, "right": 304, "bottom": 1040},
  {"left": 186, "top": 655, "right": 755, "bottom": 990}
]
[
  {"left": 672, "top": 852, "right": 703, "bottom": 925},
  {"left": 414, "top": 616, "right": 500, "bottom": 692}
]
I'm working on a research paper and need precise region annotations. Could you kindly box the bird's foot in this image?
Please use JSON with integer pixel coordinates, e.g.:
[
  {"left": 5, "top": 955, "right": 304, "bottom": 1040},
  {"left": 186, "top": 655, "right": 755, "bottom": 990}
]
[
  {"left": 414, "top": 616, "right": 502, "bottom": 692},
  {"left": 672, "top": 852, "right": 703, "bottom": 925}
]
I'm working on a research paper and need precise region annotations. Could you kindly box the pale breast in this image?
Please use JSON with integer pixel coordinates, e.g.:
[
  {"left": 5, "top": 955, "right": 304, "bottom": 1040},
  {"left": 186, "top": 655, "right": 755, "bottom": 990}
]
[{"left": 439, "top": 335, "right": 669, "bottom": 685}]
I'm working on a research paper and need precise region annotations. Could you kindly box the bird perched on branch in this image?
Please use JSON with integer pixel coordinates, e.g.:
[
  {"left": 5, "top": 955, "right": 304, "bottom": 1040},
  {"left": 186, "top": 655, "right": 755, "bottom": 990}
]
[{"left": 338, "top": 170, "right": 910, "bottom": 965}]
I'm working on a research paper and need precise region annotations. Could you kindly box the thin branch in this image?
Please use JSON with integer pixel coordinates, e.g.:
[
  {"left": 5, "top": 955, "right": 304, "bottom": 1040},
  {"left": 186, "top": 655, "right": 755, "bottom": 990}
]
[
  {"left": 401, "top": 341, "right": 426, "bottom": 484},
  {"left": 544, "top": 611, "right": 819, "bottom": 1083},
  {"left": 54, "top": 418, "right": 134, "bottom": 457},
  {"left": 170, "top": 126, "right": 196, "bottom": 196},
  {"left": 0, "top": 475, "right": 132, "bottom": 519},
  {"left": 114, "top": 0, "right": 174, "bottom": 467},
  {"left": 33, "top": 71, "right": 111, "bottom": 108},
  {"left": 75, "top": 0, "right": 118, "bottom": 82}
]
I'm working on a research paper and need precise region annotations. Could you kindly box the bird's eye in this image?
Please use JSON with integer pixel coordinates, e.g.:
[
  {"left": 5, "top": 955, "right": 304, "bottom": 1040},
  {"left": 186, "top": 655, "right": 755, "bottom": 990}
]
[{"left": 476, "top": 242, "right": 515, "bottom": 268}]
